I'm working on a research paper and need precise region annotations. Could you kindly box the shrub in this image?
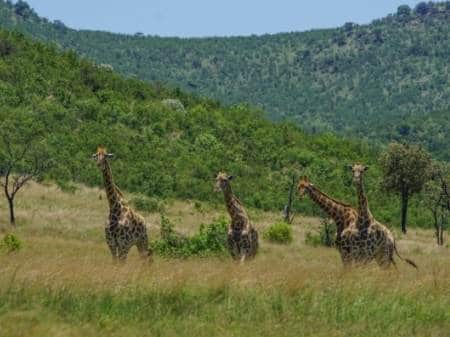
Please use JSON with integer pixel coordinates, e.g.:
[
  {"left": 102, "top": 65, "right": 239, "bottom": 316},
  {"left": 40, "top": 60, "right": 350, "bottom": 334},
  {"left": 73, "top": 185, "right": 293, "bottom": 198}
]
[
  {"left": 131, "top": 194, "right": 162, "bottom": 213},
  {"left": 150, "top": 215, "right": 189, "bottom": 257},
  {"left": 263, "top": 222, "right": 293, "bottom": 244},
  {"left": 304, "top": 231, "right": 322, "bottom": 247},
  {"left": 150, "top": 216, "right": 228, "bottom": 257},
  {"left": 1, "top": 233, "right": 22, "bottom": 253},
  {"left": 188, "top": 217, "right": 228, "bottom": 255},
  {"left": 305, "top": 219, "right": 336, "bottom": 247},
  {"left": 320, "top": 218, "right": 336, "bottom": 247}
]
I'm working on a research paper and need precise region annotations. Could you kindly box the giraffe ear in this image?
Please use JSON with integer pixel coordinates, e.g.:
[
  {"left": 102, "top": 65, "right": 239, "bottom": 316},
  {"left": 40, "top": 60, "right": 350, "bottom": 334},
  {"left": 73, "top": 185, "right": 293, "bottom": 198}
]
[
  {"left": 106, "top": 153, "right": 114, "bottom": 159},
  {"left": 228, "top": 175, "right": 234, "bottom": 181},
  {"left": 346, "top": 164, "right": 353, "bottom": 171},
  {"left": 364, "top": 166, "right": 369, "bottom": 171}
]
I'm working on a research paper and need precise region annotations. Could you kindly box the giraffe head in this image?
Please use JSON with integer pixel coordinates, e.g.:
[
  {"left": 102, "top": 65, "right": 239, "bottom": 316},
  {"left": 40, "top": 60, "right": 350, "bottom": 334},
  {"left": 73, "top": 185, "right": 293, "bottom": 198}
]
[
  {"left": 297, "top": 176, "right": 310, "bottom": 198},
  {"left": 92, "top": 146, "right": 114, "bottom": 168},
  {"left": 347, "top": 164, "right": 369, "bottom": 184},
  {"left": 215, "top": 172, "right": 234, "bottom": 192}
]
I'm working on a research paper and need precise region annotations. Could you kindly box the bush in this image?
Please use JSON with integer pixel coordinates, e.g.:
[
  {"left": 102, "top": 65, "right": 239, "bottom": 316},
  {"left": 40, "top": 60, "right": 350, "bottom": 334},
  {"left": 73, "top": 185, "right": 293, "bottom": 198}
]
[
  {"left": 304, "top": 231, "right": 322, "bottom": 247},
  {"left": 131, "top": 194, "right": 162, "bottom": 213},
  {"left": 188, "top": 217, "right": 228, "bottom": 255},
  {"left": 305, "top": 219, "right": 336, "bottom": 247},
  {"left": 263, "top": 222, "right": 293, "bottom": 244},
  {"left": 150, "top": 216, "right": 228, "bottom": 257},
  {"left": 1, "top": 233, "right": 22, "bottom": 253},
  {"left": 320, "top": 218, "right": 336, "bottom": 247}
]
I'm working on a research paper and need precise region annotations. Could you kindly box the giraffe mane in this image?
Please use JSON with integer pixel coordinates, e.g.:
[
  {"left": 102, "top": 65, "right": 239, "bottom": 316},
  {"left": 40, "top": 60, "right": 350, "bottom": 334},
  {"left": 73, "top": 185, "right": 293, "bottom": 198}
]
[
  {"left": 309, "top": 184, "right": 352, "bottom": 208},
  {"left": 113, "top": 185, "right": 128, "bottom": 204}
]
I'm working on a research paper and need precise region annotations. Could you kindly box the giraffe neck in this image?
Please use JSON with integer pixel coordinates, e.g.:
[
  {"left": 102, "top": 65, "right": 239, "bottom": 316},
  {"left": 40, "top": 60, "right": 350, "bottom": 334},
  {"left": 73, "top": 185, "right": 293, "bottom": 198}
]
[
  {"left": 101, "top": 160, "right": 123, "bottom": 211},
  {"left": 306, "top": 184, "right": 347, "bottom": 222},
  {"left": 356, "top": 179, "right": 373, "bottom": 224},
  {"left": 222, "top": 185, "right": 248, "bottom": 230}
]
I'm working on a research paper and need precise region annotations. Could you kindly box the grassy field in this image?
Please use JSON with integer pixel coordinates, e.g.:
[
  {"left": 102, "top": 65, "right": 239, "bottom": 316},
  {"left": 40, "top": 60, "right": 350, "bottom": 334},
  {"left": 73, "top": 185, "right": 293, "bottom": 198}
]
[{"left": 0, "top": 182, "right": 449, "bottom": 337}]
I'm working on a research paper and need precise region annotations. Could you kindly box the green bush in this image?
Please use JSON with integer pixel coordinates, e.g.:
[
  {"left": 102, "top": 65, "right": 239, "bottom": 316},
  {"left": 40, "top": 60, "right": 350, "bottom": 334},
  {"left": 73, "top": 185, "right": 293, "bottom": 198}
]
[
  {"left": 150, "top": 216, "right": 228, "bottom": 257},
  {"left": 150, "top": 215, "right": 189, "bottom": 257},
  {"left": 131, "top": 195, "right": 162, "bottom": 213},
  {"left": 305, "top": 219, "right": 336, "bottom": 247},
  {"left": 320, "top": 219, "right": 336, "bottom": 247},
  {"left": 263, "top": 222, "right": 293, "bottom": 244},
  {"left": 304, "top": 231, "right": 322, "bottom": 247},
  {"left": 1, "top": 233, "right": 22, "bottom": 253},
  {"left": 188, "top": 217, "right": 228, "bottom": 255}
]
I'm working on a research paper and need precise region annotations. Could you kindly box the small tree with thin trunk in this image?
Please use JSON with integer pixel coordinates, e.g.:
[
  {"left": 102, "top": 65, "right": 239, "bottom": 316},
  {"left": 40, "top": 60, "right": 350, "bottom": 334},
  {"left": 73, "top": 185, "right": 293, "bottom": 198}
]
[
  {"left": 282, "top": 174, "right": 296, "bottom": 224},
  {"left": 423, "top": 163, "right": 449, "bottom": 245},
  {"left": 379, "top": 143, "right": 432, "bottom": 234},
  {"left": 0, "top": 111, "right": 50, "bottom": 226}
]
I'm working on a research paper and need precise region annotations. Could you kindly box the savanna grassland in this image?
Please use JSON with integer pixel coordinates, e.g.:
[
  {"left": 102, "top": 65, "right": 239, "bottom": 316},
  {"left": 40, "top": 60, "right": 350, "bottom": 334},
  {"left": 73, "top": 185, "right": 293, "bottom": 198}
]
[{"left": 0, "top": 182, "right": 449, "bottom": 337}]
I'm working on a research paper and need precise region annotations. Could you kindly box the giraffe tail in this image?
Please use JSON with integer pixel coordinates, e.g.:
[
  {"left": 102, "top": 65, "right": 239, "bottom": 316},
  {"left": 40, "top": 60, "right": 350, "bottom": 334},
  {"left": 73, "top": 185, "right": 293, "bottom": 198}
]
[{"left": 394, "top": 240, "right": 418, "bottom": 269}]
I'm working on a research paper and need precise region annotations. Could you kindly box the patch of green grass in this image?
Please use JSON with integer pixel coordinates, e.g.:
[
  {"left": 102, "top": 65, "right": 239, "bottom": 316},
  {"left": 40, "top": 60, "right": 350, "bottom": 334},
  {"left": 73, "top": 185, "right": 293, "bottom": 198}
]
[{"left": 0, "top": 282, "right": 448, "bottom": 337}]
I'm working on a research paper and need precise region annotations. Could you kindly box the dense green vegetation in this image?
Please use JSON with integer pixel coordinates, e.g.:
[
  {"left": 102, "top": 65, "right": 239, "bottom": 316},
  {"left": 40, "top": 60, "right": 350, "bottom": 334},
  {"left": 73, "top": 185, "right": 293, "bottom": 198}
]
[
  {"left": 1, "top": 1, "right": 449, "bottom": 159},
  {"left": 0, "top": 28, "right": 440, "bottom": 228}
]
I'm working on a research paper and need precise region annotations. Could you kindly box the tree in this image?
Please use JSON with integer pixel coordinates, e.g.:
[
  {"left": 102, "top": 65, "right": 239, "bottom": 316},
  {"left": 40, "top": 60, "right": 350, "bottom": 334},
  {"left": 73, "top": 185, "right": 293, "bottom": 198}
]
[
  {"left": 423, "top": 163, "right": 449, "bottom": 245},
  {"left": 397, "top": 5, "right": 412, "bottom": 19},
  {"left": 0, "top": 111, "right": 51, "bottom": 226},
  {"left": 414, "top": 2, "right": 430, "bottom": 16},
  {"left": 282, "top": 174, "right": 296, "bottom": 224},
  {"left": 14, "top": 0, "right": 32, "bottom": 18},
  {"left": 379, "top": 143, "right": 432, "bottom": 233}
]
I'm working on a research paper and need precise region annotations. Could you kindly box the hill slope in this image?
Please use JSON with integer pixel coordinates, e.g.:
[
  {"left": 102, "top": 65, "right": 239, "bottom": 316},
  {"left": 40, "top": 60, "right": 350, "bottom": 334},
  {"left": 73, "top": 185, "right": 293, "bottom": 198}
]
[
  {"left": 0, "top": 1, "right": 449, "bottom": 158},
  {"left": 0, "top": 28, "right": 436, "bottom": 227}
]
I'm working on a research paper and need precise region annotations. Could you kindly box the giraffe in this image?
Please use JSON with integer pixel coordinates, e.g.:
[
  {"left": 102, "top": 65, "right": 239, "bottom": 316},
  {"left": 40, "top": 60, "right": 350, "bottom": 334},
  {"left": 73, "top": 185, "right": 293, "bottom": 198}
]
[
  {"left": 297, "top": 176, "right": 358, "bottom": 265},
  {"left": 215, "top": 172, "right": 258, "bottom": 262},
  {"left": 341, "top": 164, "right": 417, "bottom": 268},
  {"left": 298, "top": 176, "right": 358, "bottom": 266},
  {"left": 92, "top": 147, "right": 152, "bottom": 262}
]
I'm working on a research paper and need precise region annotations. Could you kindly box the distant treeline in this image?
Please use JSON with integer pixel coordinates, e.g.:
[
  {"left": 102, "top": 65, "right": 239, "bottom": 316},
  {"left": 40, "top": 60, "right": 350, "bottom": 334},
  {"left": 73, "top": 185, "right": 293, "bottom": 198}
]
[{"left": 0, "top": 1, "right": 449, "bottom": 159}]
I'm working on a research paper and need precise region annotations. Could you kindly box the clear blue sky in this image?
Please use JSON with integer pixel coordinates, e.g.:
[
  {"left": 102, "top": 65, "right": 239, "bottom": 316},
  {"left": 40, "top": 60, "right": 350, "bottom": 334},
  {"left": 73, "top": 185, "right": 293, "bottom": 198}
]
[{"left": 21, "top": 0, "right": 422, "bottom": 37}]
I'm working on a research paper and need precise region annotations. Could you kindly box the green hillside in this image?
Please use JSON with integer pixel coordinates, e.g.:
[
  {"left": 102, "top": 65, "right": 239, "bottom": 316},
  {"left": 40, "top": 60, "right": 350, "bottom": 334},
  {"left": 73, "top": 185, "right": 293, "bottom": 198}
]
[
  {"left": 1, "top": 1, "right": 449, "bottom": 159},
  {"left": 0, "top": 28, "right": 435, "bottom": 227}
]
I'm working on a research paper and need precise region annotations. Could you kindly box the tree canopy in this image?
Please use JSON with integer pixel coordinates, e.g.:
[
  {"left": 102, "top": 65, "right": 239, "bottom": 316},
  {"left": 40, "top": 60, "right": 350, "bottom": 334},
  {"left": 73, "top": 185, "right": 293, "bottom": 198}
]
[
  {"left": 0, "top": 1, "right": 449, "bottom": 159},
  {"left": 0, "top": 29, "right": 439, "bottom": 229}
]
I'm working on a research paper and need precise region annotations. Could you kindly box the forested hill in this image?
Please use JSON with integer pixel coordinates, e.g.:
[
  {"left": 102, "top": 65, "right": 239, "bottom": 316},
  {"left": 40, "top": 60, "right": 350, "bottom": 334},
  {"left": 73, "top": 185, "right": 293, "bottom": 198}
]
[
  {"left": 0, "top": 1, "right": 449, "bottom": 159},
  {"left": 1, "top": 28, "right": 433, "bottom": 228}
]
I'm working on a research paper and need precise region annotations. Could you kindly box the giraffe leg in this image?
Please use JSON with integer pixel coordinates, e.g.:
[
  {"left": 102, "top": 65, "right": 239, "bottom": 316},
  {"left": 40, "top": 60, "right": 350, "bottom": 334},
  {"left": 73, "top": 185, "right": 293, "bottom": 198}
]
[
  {"left": 137, "top": 232, "right": 152, "bottom": 261},
  {"left": 228, "top": 231, "right": 240, "bottom": 260},
  {"left": 250, "top": 229, "right": 259, "bottom": 257},
  {"left": 105, "top": 229, "right": 119, "bottom": 262},
  {"left": 376, "top": 243, "right": 395, "bottom": 269},
  {"left": 108, "top": 243, "right": 119, "bottom": 262},
  {"left": 117, "top": 243, "right": 131, "bottom": 262},
  {"left": 240, "top": 232, "right": 251, "bottom": 262}
]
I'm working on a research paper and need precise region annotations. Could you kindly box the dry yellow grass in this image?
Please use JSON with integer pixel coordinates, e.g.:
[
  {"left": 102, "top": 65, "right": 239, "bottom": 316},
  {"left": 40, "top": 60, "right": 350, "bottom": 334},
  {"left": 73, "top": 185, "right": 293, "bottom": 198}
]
[{"left": 0, "top": 182, "right": 449, "bottom": 337}]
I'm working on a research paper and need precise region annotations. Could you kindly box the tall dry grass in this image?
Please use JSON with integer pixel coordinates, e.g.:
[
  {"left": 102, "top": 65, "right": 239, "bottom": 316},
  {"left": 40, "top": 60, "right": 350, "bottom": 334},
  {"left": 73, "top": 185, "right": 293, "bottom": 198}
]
[{"left": 0, "top": 182, "right": 449, "bottom": 337}]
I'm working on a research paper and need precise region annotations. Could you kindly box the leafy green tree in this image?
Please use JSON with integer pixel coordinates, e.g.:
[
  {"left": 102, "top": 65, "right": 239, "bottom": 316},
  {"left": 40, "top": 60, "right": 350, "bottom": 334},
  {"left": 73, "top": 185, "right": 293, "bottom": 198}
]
[
  {"left": 397, "top": 5, "right": 412, "bottom": 19},
  {"left": 13, "top": 0, "right": 32, "bottom": 18},
  {"left": 414, "top": 2, "right": 430, "bottom": 15},
  {"left": 423, "top": 163, "right": 449, "bottom": 245},
  {"left": 379, "top": 143, "right": 432, "bottom": 233},
  {"left": 0, "top": 110, "right": 51, "bottom": 226}
]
